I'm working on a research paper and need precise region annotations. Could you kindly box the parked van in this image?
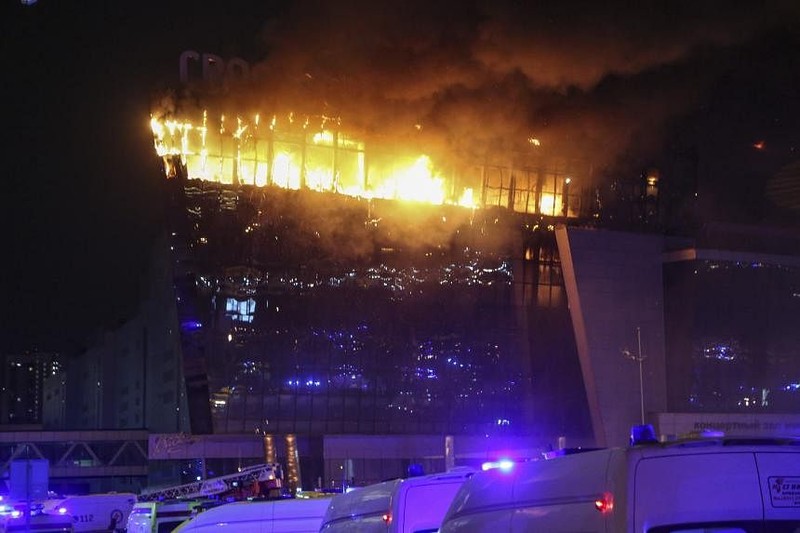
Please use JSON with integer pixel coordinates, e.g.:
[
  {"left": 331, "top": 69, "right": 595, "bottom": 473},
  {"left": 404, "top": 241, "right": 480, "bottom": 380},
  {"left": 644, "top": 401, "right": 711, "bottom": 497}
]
[
  {"left": 43, "top": 493, "right": 136, "bottom": 532},
  {"left": 172, "top": 497, "right": 333, "bottom": 532},
  {"left": 320, "top": 468, "right": 476, "bottom": 533},
  {"left": 126, "top": 500, "right": 202, "bottom": 533},
  {"left": 440, "top": 428, "right": 800, "bottom": 532}
]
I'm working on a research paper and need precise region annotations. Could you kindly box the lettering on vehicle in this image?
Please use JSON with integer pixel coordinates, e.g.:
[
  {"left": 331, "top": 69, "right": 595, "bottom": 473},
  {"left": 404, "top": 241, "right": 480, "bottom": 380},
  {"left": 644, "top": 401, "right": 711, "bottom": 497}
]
[
  {"left": 769, "top": 477, "right": 800, "bottom": 507},
  {"left": 110, "top": 509, "right": 124, "bottom": 525},
  {"left": 74, "top": 513, "right": 95, "bottom": 522}
]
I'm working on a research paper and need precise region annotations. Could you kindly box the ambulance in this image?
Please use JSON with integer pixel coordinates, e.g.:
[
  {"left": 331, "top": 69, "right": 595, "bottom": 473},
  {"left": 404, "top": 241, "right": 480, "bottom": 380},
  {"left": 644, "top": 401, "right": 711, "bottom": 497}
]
[
  {"left": 43, "top": 492, "right": 136, "bottom": 532},
  {"left": 171, "top": 497, "right": 333, "bottom": 532},
  {"left": 440, "top": 426, "right": 800, "bottom": 532},
  {"left": 319, "top": 467, "right": 476, "bottom": 532}
]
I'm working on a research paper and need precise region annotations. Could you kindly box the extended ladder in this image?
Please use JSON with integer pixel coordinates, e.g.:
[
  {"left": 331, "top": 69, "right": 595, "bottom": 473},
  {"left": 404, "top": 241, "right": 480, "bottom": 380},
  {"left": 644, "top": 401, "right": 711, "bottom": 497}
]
[{"left": 138, "top": 463, "right": 283, "bottom": 501}]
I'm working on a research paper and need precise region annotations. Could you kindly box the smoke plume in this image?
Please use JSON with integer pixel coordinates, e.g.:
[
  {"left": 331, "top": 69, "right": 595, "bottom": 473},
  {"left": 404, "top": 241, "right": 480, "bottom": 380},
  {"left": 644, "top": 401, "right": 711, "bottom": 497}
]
[{"left": 242, "top": 0, "right": 798, "bottom": 175}]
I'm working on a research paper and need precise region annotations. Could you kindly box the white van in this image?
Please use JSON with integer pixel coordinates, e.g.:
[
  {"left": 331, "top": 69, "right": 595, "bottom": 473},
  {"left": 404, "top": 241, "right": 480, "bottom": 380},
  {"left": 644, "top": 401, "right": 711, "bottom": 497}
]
[
  {"left": 440, "top": 429, "right": 800, "bottom": 532},
  {"left": 126, "top": 500, "right": 202, "bottom": 533},
  {"left": 320, "top": 468, "right": 476, "bottom": 533},
  {"left": 171, "top": 497, "right": 332, "bottom": 532},
  {"left": 43, "top": 493, "right": 136, "bottom": 532}
]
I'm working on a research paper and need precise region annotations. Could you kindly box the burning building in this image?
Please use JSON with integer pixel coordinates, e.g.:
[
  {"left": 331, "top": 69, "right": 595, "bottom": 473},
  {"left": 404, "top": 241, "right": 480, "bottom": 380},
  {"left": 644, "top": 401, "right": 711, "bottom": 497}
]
[
  {"left": 43, "top": 74, "right": 800, "bottom": 492},
  {"left": 150, "top": 109, "right": 595, "bottom": 446},
  {"left": 150, "top": 110, "right": 586, "bottom": 218},
  {"left": 145, "top": 100, "right": 800, "bottom": 485},
  {"left": 8, "top": 0, "right": 799, "bottom": 494}
]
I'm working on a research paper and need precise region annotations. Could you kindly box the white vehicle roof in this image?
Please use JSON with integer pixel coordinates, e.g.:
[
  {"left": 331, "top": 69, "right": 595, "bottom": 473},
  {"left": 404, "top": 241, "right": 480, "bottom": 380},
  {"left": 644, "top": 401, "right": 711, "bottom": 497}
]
[
  {"left": 173, "top": 497, "right": 332, "bottom": 532},
  {"left": 321, "top": 468, "right": 476, "bottom": 531},
  {"left": 442, "top": 436, "right": 800, "bottom": 532},
  {"left": 321, "top": 478, "right": 402, "bottom": 526}
]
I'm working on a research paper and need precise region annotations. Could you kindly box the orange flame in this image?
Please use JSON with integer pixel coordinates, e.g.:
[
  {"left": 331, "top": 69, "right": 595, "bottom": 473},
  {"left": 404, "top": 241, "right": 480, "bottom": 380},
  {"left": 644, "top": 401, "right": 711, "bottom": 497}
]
[{"left": 150, "top": 112, "right": 477, "bottom": 208}]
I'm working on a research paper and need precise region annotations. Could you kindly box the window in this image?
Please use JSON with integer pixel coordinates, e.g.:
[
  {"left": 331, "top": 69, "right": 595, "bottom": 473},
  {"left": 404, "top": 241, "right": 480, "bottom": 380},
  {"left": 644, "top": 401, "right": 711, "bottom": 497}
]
[{"left": 225, "top": 297, "right": 256, "bottom": 323}]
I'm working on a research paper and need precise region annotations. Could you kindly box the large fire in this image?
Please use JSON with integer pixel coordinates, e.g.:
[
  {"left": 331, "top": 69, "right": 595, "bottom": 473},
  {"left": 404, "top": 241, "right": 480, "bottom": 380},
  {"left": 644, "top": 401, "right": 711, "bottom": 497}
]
[
  {"left": 150, "top": 112, "right": 478, "bottom": 208},
  {"left": 150, "top": 111, "right": 582, "bottom": 217}
]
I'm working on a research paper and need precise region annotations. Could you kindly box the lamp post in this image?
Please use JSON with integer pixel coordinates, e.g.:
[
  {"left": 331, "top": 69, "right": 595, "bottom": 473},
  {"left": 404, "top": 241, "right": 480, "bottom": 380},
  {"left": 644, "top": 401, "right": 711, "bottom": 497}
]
[{"left": 622, "top": 327, "right": 646, "bottom": 425}]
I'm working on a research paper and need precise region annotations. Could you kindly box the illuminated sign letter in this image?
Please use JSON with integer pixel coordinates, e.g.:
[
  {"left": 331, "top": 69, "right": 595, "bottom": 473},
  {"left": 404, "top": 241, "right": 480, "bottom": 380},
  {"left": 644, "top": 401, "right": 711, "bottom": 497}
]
[{"left": 179, "top": 51, "right": 252, "bottom": 86}]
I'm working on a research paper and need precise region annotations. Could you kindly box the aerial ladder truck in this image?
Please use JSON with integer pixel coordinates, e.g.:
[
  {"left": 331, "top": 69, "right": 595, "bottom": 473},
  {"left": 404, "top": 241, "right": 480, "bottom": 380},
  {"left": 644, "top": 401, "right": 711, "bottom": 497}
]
[{"left": 137, "top": 463, "right": 284, "bottom": 502}]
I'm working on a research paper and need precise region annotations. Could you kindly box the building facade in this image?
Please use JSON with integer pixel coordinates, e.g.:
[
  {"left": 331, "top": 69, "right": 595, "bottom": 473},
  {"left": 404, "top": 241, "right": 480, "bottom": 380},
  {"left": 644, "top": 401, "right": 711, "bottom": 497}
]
[
  {"left": 37, "top": 108, "right": 799, "bottom": 490},
  {"left": 0, "top": 350, "right": 62, "bottom": 425}
]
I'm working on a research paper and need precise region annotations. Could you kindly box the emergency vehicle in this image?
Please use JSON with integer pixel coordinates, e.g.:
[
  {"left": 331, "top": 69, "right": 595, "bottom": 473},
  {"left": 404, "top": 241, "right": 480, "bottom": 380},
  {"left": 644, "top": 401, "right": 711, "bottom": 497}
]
[
  {"left": 320, "top": 467, "right": 476, "bottom": 532},
  {"left": 440, "top": 425, "right": 800, "bottom": 532},
  {"left": 43, "top": 492, "right": 136, "bottom": 532},
  {"left": 172, "top": 496, "right": 332, "bottom": 532},
  {"left": 0, "top": 502, "right": 73, "bottom": 533},
  {"left": 127, "top": 463, "right": 284, "bottom": 532},
  {"left": 126, "top": 500, "right": 202, "bottom": 533},
  {"left": 137, "top": 463, "right": 283, "bottom": 502}
]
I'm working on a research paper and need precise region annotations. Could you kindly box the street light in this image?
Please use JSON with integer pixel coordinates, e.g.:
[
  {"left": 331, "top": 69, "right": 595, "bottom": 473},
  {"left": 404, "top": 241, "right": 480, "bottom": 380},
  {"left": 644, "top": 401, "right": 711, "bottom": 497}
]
[{"left": 622, "top": 326, "right": 646, "bottom": 425}]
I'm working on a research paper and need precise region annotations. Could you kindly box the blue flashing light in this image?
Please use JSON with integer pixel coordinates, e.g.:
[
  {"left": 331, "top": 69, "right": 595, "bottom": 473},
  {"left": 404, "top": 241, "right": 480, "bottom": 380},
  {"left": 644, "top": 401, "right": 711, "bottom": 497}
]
[
  {"left": 407, "top": 463, "right": 425, "bottom": 477},
  {"left": 497, "top": 459, "right": 514, "bottom": 471},
  {"left": 181, "top": 320, "right": 203, "bottom": 332},
  {"left": 481, "top": 459, "right": 514, "bottom": 472},
  {"left": 630, "top": 424, "right": 658, "bottom": 446}
]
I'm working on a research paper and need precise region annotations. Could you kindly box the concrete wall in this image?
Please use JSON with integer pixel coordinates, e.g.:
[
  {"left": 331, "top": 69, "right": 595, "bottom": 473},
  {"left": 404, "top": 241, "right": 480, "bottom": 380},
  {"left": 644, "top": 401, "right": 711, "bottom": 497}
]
[
  {"left": 556, "top": 226, "right": 668, "bottom": 447},
  {"left": 655, "top": 412, "right": 800, "bottom": 439}
]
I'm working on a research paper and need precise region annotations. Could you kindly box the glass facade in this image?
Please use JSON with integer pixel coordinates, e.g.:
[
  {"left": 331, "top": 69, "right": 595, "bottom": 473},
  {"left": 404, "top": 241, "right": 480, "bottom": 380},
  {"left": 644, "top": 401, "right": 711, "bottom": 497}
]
[
  {"left": 167, "top": 178, "right": 590, "bottom": 440},
  {"left": 151, "top": 112, "right": 589, "bottom": 218},
  {"left": 664, "top": 259, "right": 800, "bottom": 413}
]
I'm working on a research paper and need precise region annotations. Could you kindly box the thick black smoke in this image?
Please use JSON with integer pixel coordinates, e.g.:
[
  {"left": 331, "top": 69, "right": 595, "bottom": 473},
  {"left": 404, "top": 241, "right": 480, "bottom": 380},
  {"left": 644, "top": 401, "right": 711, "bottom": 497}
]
[{"left": 243, "top": 0, "right": 799, "bottom": 176}]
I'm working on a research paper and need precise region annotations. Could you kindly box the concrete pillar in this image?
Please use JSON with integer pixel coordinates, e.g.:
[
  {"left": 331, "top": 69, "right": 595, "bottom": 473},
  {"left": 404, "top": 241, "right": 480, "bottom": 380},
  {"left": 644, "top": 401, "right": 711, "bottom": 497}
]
[
  {"left": 262, "top": 434, "right": 276, "bottom": 464},
  {"left": 285, "top": 434, "right": 301, "bottom": 494},
  {"left": 444, "top": 435, "right": 455, "bottom": 471}
]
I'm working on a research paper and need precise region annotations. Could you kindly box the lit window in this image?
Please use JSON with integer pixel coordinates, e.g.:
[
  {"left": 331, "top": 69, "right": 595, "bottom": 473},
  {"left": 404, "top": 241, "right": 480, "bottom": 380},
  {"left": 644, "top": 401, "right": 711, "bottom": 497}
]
[{"left": 225, "top": 297, "right": 256, "bottom": 323}]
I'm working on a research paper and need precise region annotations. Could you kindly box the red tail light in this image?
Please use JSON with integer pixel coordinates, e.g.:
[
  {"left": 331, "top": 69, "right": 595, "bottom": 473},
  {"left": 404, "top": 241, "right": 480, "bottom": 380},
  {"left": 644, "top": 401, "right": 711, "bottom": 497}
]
[
  {"left": 382, "top": 513, "right": 392, "bottom": 524},
  {"left": 594, "top": 492, "right": 614, "bottom": 514}
]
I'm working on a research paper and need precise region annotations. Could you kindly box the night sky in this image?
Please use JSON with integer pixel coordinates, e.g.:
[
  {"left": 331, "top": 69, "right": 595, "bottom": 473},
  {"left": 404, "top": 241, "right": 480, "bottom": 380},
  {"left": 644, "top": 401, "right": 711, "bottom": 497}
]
[{"left": 3, "top": 0, "right": 799, "bottom": 353}]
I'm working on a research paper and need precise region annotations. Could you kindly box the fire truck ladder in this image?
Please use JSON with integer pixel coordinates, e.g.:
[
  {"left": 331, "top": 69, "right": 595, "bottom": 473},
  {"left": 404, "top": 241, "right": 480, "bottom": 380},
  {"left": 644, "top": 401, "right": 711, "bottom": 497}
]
[{"left": 138, "top": 463, "right": 282, "bottom": 501}]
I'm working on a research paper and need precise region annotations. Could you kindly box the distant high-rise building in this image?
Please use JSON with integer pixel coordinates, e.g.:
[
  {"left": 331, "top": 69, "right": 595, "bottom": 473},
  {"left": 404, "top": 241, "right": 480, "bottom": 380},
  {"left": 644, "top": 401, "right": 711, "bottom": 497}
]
[
  {"left": 45, "top": 237, "right": 190, "bottom": 434},
  {"left": 0, "top": 350, "right": 61, "bottom": 425}
]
